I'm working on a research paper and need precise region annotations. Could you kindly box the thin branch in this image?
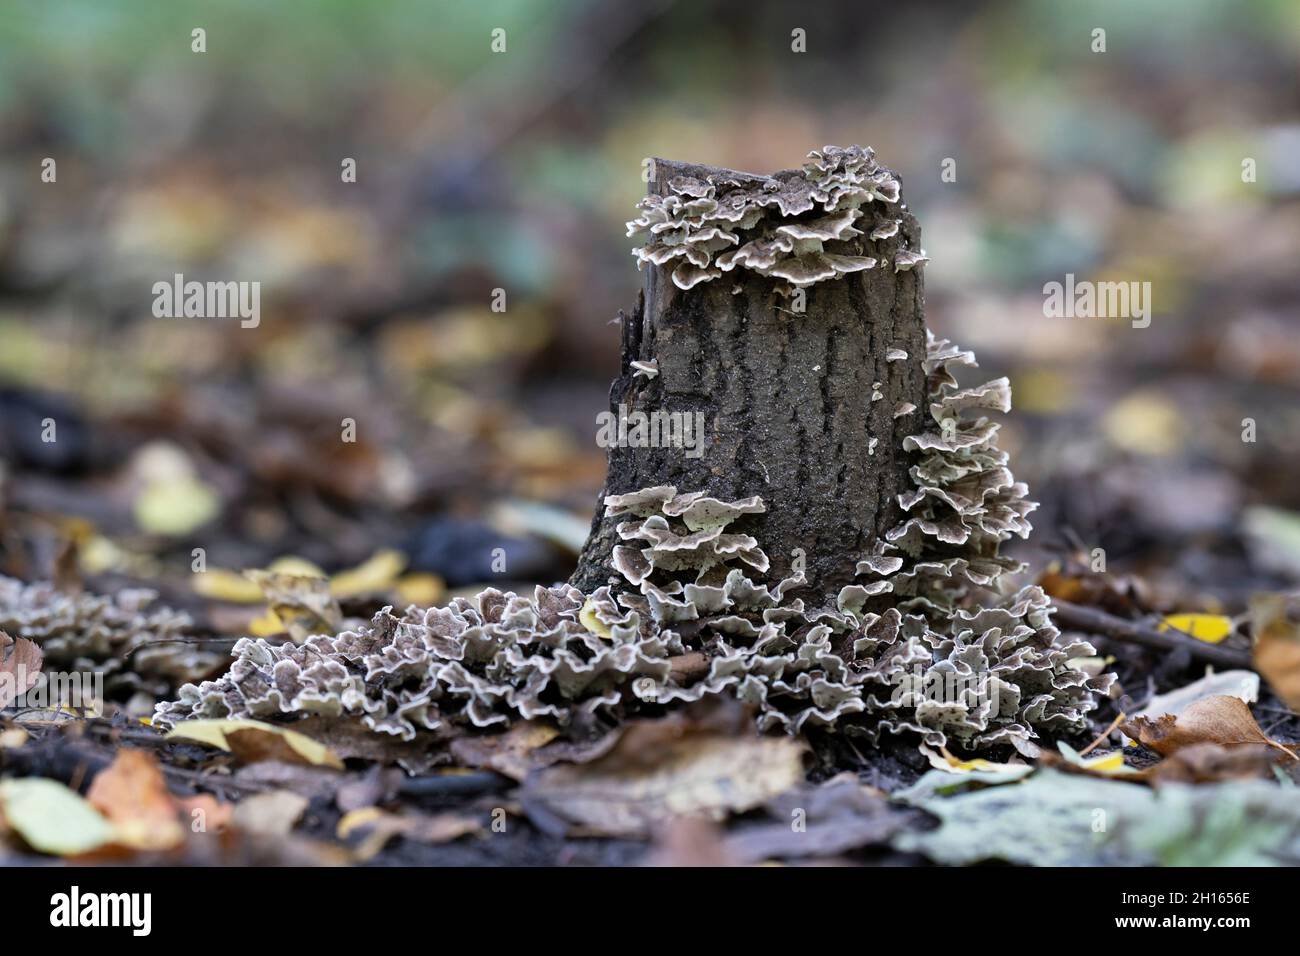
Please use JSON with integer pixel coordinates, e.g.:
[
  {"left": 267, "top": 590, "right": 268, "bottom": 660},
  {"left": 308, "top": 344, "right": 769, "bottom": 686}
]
[{"left": 1052, "top": 599, "right": 1254, "bottom": 670}]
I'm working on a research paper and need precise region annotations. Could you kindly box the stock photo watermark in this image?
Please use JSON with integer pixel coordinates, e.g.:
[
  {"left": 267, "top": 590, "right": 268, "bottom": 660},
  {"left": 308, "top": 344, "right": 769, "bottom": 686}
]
[
  {"left": 595, "top": 404, "right": 707, "bottom": 459},
  {"left": 152, "top": 274, "right": 261, "bottom": 329},
  {"left": 1043, "top": 273, "right": 1152, "bottom": 329}
]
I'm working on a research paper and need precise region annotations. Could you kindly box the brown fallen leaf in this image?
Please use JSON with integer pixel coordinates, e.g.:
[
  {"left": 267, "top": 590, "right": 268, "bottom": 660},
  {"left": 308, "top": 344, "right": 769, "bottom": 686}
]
[
  {"left": 176, "top": 793, "right": 234, "bottom": 835},
  {"left": 1137, "top": 743, "right": 1277, "bottom": 785},
  {"left": 1121, "top": 694, "right": 1296, "bottom": 761},
  {"left": 290, "top": 714, "right": 446, "bottom": 773},
  {"left": 243, "top": 570, "right": 342, "bottom": 642},
  {"left": 449, "top": 721, "right": 561, "bottom": 781},
  {"left": 86, "top": 749, "right": 185, "bottom": 851},
  {"left": 232, "top": 790, "right": 309, "bottom": 837},
  {"left": 644, "top": 816, "right": 736, "bottom": 867},
  {"left": 0, "top": 630, "right": 43, "bottom": 709},
  {"left": 336, "top": 807, "right": 481, "bottom": 862},
  {"left": 1252, "top": 594, "right": 1300, "bottom": 712},
  {"left": 166, "top": 719, "right": 345, "bottom": 769},
  {"left": 521, "top": 707, "right": 807, "bottom": 838},
  {"left": 721, "top": 775, "right": 908, "bottom": 864}
]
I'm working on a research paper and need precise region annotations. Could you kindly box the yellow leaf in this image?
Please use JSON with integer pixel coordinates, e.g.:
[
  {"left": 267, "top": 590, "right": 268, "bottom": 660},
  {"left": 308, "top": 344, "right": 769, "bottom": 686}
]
[
  {"left": 337, "top": 806, "right": 385, "bottom": 840},
  {"left": 1159, "top": 613, "right": 1234, "bottom": 644},
  {"left": 1078, "top": 751, "right": 1125, "bottom": 772},
  {"left": 395, "top": 573, "right": 446, "bottom": 607},
  {"left": 134, "top": 475, "right": 220, "bottom": 536},
  {"left": 1102, "top": 391, "right": 1184, "bottom": 457},
  {"left": 248, "top": 608, "right": 286, "bottom": 637},
  {"left": 267, "top": 556, "right": 327, "bottom": 578},
  {"left": 579, "top": 598, "right": 612, "bottom": 639},
  {"left": 0, "top": 778, "right": 115, "bottom": 856},
  {"left": 192, "top": 568, "right": 264, "bottom": 603},
  {"left": 166, "top": 719, "right": 344, "bottom": 769},
  {"left": 329, "top": 549, "right": 407, "bottom": 598}
]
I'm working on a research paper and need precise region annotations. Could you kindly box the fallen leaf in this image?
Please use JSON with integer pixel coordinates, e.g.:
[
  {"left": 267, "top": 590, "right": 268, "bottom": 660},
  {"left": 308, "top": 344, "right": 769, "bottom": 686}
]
[
  {"left": 895, "top": 767, "right": 1300, "bottom": 866},
  {"left": 192, "top": 568, "right": 264, "bottom": 603},
  {"left": 176, "top": 793, "right": 234, "bottom": 833},
  {"left": 336, "top": 807, "right": 480, "bottom": 861},
  {"left": 1138, "top": 742, "right": 1276, "bottom": 785},
  {"left": 232, "top": 789, "right": 309, "bottom": 837},
  {"left": 449, "top": 721, "right": 562, "bottom": 781},
  {"left": 920, "top": 744, "right": 1027, "bottom": 774},
  {"left": 329, "top": 549, "right": 406, "bottom": 597},
  {"left": 578, "top": 598, "right": 612, "bottom": 639},
  {"left": 0, "top": 629, "right": 43, "bottom": 709},
  {"left": 721, "top": 776, "right": 910, "bottom": 864},
  {"left": 1251, "top": 594, "right": 1300, "bottom": 712},
  {"left": 1121, "top": 695, "right": 1295, "bottom": 760},
  {"left": 0, "top": 778, "right": 115, "bottom": 856},
  {"left": 1158, "top": 613, "right": 1234, "bottom": 644},
  {"left": 244, "top": 570, "right": 342, "bottom": 640},
  {"left": 166, "top": 719, "right": 345, "bottom": 769},
  {"left": 645, "top": 816, "right": 736, "bottom": 867},
  {"left": 86, "top": 749, "right": 185, "bottom": 851},
  {"left": 892, "top": 763, "right": 1034, "bottom": 802},
  {"left": 1124, "top": 668, "right": 1259, "bottom": 745},
  {"left": 1051, "top": 741, "right": 1137, "bottom": 777},
  {"left": 1242, "top": 506, "right": 1300, "bottom": 579},
  {"left": 522, "top": 718, "right": 806, "bottom": 838},
  {"left": 394, "top": 573, "right": 446, "bottom": 607},
  {"left": 288, "top": 714, "right": 445, "bottom": 772},
  {"left": 134, "top": 475, "right": 220, "bottom": 536}
]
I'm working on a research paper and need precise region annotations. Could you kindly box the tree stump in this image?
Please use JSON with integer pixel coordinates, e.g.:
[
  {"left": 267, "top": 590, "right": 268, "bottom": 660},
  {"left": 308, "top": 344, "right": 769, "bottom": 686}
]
[{"left": 572, "top": 147, "right": 929, "bottom": 609}]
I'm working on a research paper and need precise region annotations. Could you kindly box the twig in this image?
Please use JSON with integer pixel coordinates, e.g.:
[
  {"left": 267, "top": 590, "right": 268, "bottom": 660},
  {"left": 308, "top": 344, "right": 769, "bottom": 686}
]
[
  {"left": 1052, "top": 599, "right": 1254, "bottom": 670},
  {"left": 1078, "top": 711, "right": 1126, "bottom": 756}
]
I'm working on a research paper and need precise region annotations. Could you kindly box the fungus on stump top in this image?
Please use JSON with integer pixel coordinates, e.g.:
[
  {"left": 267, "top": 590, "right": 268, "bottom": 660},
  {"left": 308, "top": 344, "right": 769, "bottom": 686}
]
[{"left": 572, "top": 146, "right": 930, "bottom": 609}]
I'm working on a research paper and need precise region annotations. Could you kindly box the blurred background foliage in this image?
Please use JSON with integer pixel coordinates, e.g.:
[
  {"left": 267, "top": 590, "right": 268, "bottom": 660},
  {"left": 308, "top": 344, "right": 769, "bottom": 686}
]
[{"left": 1, "top": 0, "right": 1298, "bottom": 622}]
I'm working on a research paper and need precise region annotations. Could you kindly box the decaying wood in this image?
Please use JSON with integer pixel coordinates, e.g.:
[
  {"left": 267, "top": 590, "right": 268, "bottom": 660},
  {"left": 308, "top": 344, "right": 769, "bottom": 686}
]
[{"left": 572, "top": 157, "right": 927, "bottom": 608}]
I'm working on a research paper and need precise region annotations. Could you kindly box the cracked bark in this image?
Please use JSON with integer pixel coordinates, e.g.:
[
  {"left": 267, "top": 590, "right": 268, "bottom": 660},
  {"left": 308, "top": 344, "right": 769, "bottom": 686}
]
[{"left": 571, "top": 156, "right": 928, "bottom": 609}]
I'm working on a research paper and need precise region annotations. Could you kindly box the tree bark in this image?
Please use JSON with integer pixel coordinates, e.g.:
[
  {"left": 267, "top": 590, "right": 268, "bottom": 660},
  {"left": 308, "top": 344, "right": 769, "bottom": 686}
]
[{"left": 572, "top": 156, "right": 928, "bottom": 609}]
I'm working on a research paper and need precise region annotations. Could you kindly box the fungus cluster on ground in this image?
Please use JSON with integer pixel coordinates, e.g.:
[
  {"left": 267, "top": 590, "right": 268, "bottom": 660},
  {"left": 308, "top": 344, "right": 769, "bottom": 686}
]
[
  {"left": 153, "top": 330, "right": 1112, "bottom": 761},
  {"left": 0, "top": 577, "right": 214, "bottom": 699}
]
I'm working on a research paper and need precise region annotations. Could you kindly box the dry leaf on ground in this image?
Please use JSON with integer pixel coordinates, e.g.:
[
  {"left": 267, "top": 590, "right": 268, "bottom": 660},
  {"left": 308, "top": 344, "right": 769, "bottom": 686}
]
[
  {"left": 1138, "top": 742, "right": 1276, "bottom": 785},
  {"left": 0, "top": 630, "right": 43, "bottom": 709},
  {"left": 232, "top": 789, "right": 309, "bottom": 836},
  {"left": 1251, "top": 594, "right": 1300, "bottom": 712},
  {"left": 243, "top": 570, "right": 342, "bottom": 640},
  {"left": 166, "top": 719, "right": 344, "bottom": 769},
  {"left": 1121, "top": 695, "right": 1296, "bottom": 760},
  {"left": 336, "top": 807, "right": 481, "bottom": 861},
  {"left": 0, "top": 777, "right": 114, "bottom": 856},
  {"left": 86, "top": 748, "right": 185, "bottom": 850},
  {"left": 1158, "top": 613, "right": 1234, "bottom": 644},
  {"left": 449, "top": 721, "right": 561, "bottom": 780},
  {"left": 520, "top": 713, "right": 806, "bottom": 838}
]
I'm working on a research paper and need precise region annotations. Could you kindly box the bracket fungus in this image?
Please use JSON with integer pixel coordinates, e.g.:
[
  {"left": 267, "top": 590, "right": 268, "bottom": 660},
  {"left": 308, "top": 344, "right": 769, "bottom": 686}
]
[
  {"left": 0, "top": 576, "right": 214, "bottom": 697},
  {"left": 157, "top": 146, "right": 1112, "bottom": 762},
  {"left": 627, "top": 146, "right": 925, "bottom": 294}
]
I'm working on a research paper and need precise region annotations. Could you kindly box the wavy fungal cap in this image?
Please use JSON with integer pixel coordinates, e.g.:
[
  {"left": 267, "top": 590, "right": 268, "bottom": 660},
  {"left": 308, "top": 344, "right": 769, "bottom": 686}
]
[
  {"left": 628, "top": 145, "right": 927, "bottom": 292},
  {"left": 0, "top": 576, "right": 212, "bottom": 694},
  {"left": 154, "top": 333, "right": 1112, "bottom": 762}
]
